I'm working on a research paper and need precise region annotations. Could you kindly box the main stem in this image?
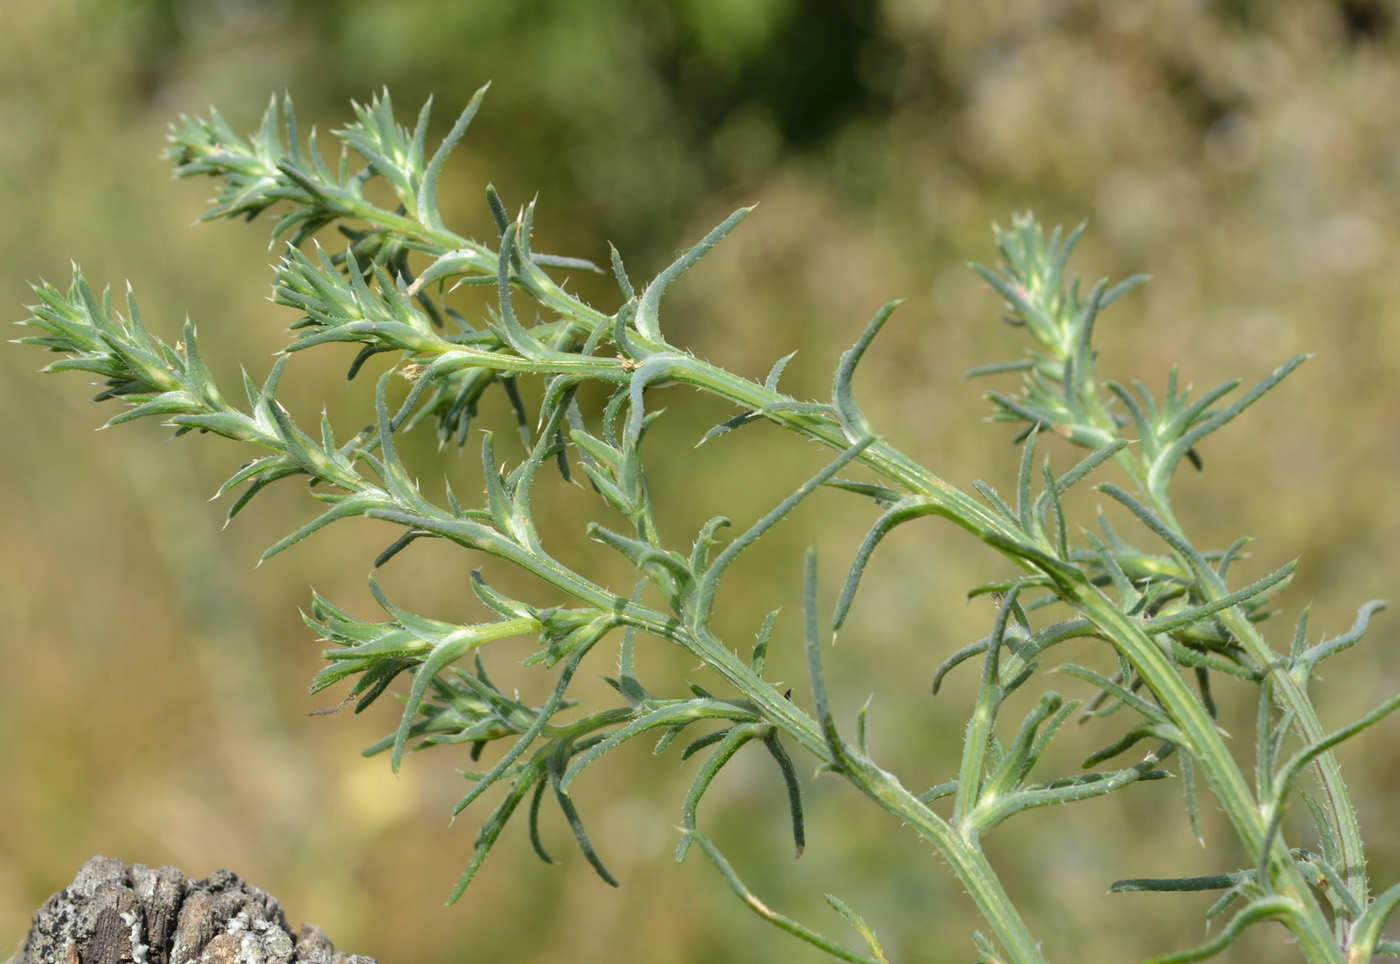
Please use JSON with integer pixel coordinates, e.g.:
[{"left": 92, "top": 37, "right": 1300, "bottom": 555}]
[
  {"left": 1149, "top": 493, "right": 1369, "bottom": 925},
  {"left": 1070, "top": 587, "right": 1342, "bottom": 963},
  {"left": 1019, "top": 313, "right": 1368, "bottom": 943},
  {"left": 1082, "top": 381, "right": 1368, "bottom": 928}
]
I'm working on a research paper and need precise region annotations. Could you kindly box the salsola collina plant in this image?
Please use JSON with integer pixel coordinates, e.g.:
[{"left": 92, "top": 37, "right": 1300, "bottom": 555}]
[{"left": 17, "top": 88, "right": 1400, "bottom": 964}]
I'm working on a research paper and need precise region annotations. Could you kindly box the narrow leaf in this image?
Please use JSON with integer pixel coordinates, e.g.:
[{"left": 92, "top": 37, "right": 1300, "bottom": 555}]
[
  {"left": 635, "top": 207, "right": 752, "bottom": 342},
  {"left": 685, "top": 830, "right": 885, "bottom": 964},
  {"left": 832, "top": 300, "right": 899, "bottom": 443}
]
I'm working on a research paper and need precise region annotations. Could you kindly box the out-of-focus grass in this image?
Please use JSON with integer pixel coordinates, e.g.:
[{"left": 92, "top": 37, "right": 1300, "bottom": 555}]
[{"left": 3, "top": 3, "right": 1399, "bottom": 963}]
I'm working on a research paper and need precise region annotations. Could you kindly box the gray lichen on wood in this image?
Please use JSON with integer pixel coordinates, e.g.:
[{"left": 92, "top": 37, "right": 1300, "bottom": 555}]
[{"left": 8, "top": 858, "right": 376, "bottom": 964}]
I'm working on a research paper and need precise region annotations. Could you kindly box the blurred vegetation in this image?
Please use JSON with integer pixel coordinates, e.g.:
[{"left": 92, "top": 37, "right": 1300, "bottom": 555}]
[{"left": 3, "top": 2, "right": 1400, "bottom": 962}]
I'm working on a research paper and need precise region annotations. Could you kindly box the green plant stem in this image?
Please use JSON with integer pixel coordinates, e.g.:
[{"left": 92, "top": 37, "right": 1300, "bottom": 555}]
[
  {"left": 1080, "top": 393, "right": 1370, "bottom": 926},
  {"left": 974, "top": 246, "right": 1370, "bottom": 941},
  {"left": 1153, "top": 496, "right": 1368, "bottom": 924},
  {"left": 1066, "top": 585, "right": 1343, "bottom": 963}
]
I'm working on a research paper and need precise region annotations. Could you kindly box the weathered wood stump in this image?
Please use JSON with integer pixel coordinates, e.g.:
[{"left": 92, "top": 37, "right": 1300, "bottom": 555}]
[{"left": 8, "top": 857, "right": 377, "bottom": 964}]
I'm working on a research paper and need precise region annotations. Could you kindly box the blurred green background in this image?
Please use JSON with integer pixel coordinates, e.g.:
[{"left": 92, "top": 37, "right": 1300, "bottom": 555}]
[{"left": 4, "top": 2, "right": 1400, "bottom": 962}]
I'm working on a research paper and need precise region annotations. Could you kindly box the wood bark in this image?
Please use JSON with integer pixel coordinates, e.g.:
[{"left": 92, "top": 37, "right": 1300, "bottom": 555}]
[{"left": 8, "top": 857, "right": 377, "bottom": 964}]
